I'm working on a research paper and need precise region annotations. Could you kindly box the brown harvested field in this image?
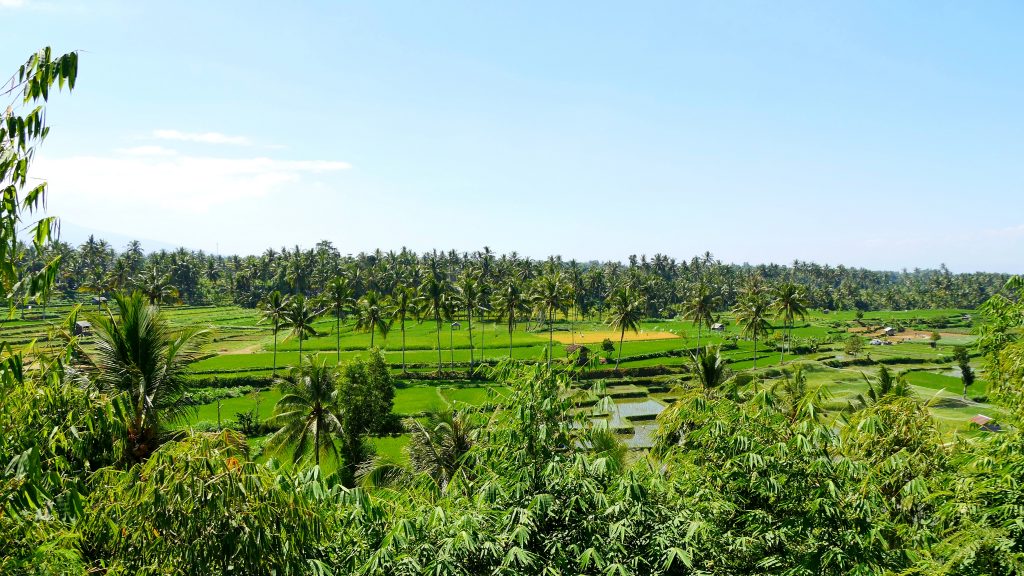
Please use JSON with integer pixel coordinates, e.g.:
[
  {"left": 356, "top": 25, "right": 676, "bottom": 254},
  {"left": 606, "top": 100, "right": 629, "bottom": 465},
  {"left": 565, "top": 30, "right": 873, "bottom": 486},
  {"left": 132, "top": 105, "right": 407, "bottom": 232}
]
[{"left": 550, "top": 329, "right": 680, "bottom": 344}]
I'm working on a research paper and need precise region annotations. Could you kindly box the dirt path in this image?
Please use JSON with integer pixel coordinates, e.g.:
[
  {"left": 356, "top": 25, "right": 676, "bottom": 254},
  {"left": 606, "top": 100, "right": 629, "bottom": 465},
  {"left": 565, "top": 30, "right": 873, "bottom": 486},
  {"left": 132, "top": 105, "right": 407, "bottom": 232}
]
[{"left": 220, "top": 342, "right": 265, "bottom": 355}]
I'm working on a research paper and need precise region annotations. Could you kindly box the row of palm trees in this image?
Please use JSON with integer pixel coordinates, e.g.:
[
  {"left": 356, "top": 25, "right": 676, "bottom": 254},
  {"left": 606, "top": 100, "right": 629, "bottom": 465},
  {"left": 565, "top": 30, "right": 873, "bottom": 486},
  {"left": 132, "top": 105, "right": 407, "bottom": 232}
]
[
  {"left": 256, "top": 262, "right": 651, "bottom": 375},
  {"left": 677, "top": 277, "right": 810, "bottom": 368},
  {"left": 257, "top": 265, "right": 811, "bottom": 374}
]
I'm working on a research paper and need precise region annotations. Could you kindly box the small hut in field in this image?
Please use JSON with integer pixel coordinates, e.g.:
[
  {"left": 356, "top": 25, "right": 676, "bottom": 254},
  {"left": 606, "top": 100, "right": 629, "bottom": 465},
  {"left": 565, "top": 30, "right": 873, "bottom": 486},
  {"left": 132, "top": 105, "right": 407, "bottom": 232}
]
[
  {"left": 74, "top": 320, "right": 92, "bottom": 336},
  {"left": 969, "top": 414, "right": 1001, "bottom": 432},
  {"left": 565, "top": 344, "right": 591, "bottom": 366}
]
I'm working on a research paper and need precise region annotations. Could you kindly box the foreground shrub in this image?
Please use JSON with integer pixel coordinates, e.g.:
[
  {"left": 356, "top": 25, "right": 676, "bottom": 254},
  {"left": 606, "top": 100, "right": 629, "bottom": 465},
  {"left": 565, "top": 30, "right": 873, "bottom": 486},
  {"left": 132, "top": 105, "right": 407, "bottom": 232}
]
[{"left": 83, "top": 433, "right": 332, "bottom": 575}]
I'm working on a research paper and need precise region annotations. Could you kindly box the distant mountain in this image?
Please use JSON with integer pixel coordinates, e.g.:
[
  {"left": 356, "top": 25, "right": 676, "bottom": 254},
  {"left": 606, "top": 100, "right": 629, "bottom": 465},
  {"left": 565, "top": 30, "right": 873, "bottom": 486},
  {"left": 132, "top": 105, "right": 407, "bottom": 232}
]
[{"left": 54, "top": 220, "right": 190, "bottom": 254}]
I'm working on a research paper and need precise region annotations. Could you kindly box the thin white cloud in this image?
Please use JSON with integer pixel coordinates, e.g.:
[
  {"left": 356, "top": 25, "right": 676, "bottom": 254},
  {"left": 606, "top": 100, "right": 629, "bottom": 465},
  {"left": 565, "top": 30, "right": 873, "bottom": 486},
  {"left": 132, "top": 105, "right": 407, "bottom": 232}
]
[
  {"left": 115, "top": 145, "right": 178, "bottom": 156},
  {"left": 0, "top": 0, "right": 26, "bottom": 7},
  {"left": 153, "top": 129, "right": 252, "bottom": 146},
  {"left": 35, "top": 152, "right": 352, "bottom": 215},
  {"left": 983, "top": 224, "right": 1024, "bottom": 239}
]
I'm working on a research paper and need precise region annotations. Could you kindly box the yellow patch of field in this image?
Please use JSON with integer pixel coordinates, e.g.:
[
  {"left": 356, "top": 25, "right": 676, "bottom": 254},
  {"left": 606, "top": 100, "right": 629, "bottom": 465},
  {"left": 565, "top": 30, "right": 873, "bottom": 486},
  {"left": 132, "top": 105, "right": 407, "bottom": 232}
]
[{"left": 550, "top": 329, "right": 679, "bottom": 345}]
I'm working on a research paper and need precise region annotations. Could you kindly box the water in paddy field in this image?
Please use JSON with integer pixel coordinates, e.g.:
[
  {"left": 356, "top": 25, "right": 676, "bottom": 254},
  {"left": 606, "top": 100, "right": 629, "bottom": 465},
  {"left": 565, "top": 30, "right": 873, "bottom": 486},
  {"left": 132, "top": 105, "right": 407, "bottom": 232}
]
[
  {"left": 590, "top": 398, "right": 666, "bottom": 448},
  {"left": 605, "top": 398, "right": 666, "bottom": 428},
  {"left": 626, "top": 423, "right": 661, "bottom": 449}
]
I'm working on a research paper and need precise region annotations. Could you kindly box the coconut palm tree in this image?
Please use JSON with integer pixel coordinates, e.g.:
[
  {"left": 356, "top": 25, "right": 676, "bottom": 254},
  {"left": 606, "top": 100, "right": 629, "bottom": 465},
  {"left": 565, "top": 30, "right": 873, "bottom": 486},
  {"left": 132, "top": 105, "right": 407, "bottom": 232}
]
[
  {"left": 772, "top": 282, "right": 809, "bottom": 364},
  {"left": 389, "top": 285, "right": 417, "bottom": 374},
  {"left": 606, "top": 287, "right": 644, "bottom": 368},
  {"left": 405, "top": 409, "right": 476, "bottom": 489},
  {"left": 258, "top": 290, "right": 290, "bottom": 377},
  {"left": 419, "top": 257, "right": 454, "bottom": 373},
  {"left": 355, "top": 290, "right": 392, "bottom": 348},
  {"left": 531, "top": 272, "right": 571, "bottom": 371},
  {"left": 265, "top": 357, "right": 344, "bottom": 468},
  {"left": 733, "top": 279, "right": 773, "bottom": 369},
  {"left": 456, "top": 273, "right": 480, "bottom": 373},
  {"left": 679, "top": 279, "right": 720, "bottom": 350},
  {"left": 281, "top": 294, "right": 321, "bottom": 361},
  {"left": 134, "top": 265, "right": 178, "bottom": 305},
  {"left": 88, "top": 291, "right": 206, "bottom": 460},
  {"left": 321, "top": 277, "right": 353, "bottom": 364},
  {"left": 494, "top": 278, "right": 528, "bottom": 359},
  {"left": 690, "top": 346, "right": 728, "bottom": 395}
]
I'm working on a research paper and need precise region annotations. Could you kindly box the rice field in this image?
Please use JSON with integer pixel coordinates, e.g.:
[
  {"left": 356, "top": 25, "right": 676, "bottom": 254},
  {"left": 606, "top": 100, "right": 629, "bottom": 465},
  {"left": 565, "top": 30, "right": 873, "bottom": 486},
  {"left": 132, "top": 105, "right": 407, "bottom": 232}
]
[{"left": 2, "top": 303, "right": 998, "bottom": 451}]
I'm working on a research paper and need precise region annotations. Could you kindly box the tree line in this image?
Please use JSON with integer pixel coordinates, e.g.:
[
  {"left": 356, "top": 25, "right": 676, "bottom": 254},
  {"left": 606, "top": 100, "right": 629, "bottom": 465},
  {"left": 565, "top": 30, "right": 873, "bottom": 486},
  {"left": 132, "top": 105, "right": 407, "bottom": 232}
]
[{"left": 18, "top": 237, "right": 1010, "bottom": 317}]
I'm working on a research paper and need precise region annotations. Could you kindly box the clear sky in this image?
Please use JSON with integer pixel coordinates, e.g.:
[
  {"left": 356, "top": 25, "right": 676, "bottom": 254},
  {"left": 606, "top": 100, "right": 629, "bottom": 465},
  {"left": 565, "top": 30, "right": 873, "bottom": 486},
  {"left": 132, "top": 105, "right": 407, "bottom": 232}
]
[{"left": 6, "top": 1, "right": 1023, "bottom": 272}]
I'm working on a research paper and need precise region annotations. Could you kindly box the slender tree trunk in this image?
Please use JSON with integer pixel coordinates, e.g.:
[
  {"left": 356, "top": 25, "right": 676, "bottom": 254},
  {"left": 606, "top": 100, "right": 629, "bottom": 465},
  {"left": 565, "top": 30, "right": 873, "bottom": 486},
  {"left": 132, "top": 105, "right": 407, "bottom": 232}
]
[
  {"left": 616, "top": 327, "right": 625, "bottom": 368},
  {"left": 780, "top": 320, "right": 786, "bottom": 365},
  {"left": 467, "top": 306, "right": 474, "bottom": 376},
  {"left": 479, "top": 310, "right": 485, "bottom": 366},
  {"left": 436, "top": 316, "right": 443, "bottom": 373},
  {"left": 753, "top": 335, "right": 757, "bottom": 369},
  {"left": 450, "top": 326, "right": 454, "bottom": 370},
  {"left": 401, "top": 319, "right": 407, "bottom": 373},
  {"left": 696, "top": 323, "right": 701, "bottom": 352},
  {"left": 509, "top": 322, "right": 514, "bottom": 359},
  {"left": 272, "top": 326, "right": 279, "bottom": 377},
  {"left": 547, "top": 309, "right": 553, "bottom": 371},
  {"left": 314, "top": 412, "right": 320, "bottom": 468},
  {"left": 336, "top": 313, "right": 341, "bottom": 364},
  {"left": 370, "top": 328, "right": 375, "bottom": 349}
]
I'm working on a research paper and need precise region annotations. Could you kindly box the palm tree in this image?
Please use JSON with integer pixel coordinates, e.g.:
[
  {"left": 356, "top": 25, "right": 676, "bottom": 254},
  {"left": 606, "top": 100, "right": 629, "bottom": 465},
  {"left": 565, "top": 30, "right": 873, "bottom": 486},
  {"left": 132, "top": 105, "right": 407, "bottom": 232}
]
[
  {"left": 456, "top": 273, "right": 480, "bottom": 373},
  {"left": 265, "top": 357, "right": 344, "bottom": 468},
  {"left": 679, "top": 280, "right": 719, "bottom": 350},
  {"left": 405, "top": 409, "right": 476, "bottom": 489},
  {"left": 690, "top": 346, "right": 728, "bottom": 395},
  {"left": 733, "top": 279, "right": 773, "bottom": 369},
  {"left": 258, "top": 290, "right": 290, "bottom": 377},
  {"left": 355, "top": 290, "right": 392, "bottom": 348},
  {"left": 88, "top": 291, "right": 206, "bottom": 460},
  {"left": 419, "top": 259, "right": 453, "bottom": 373},
  {"left": 772, "top": 282, "right": 808, "bottom": 364},
  {"left": 389, "top": 286, "right": 417, "bottom": 374},
  {"left": 282, "top": 294, "right": 321, "bottom": 361},
  {"left": 494, "top": 278, "right": 528, "bottom": 359},
  {"left": 606, "top": 287, "right": 644, "bottom": 368},
  {"left": 321, "top": 277, "right": 353, "bottom": 364},
  {"left": 531, "top": 272, "right": 571, "bottom": 371},
  {"left": 134, "top": 265, "right": 178, "bottom": 305}
]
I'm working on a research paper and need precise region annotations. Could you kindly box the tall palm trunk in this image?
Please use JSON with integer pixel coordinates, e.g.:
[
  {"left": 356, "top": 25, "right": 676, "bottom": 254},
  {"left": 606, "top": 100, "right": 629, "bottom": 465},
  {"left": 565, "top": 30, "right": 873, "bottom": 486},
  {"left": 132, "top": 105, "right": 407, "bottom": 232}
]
[
  {"left": 780, "top": 320, "right": 786, "bottom": 365},
  {"left": 272, "top": 324, "right": 279, "bottom": 377},
  {"left": 696, "top": 323, "right": 702, "bottom": 352},
  {"left": 466, "top": 308, "right": 474, "bottom": 376},
  {"left": 435, "top": 316, "right": 443, "bottom": 373},
  {"left": 616, "top": 326, "right": 625, "bottom": 368},
  {"left": 752, "top": 335, "right": 757, "bottom": 369},
  {"left": 401, "top": 319, "right": 407, "bottom": 373},
  {"left": 508, "top": 323, "right": 514, "bottom": 359},
  {"left": 314, "top": 408, "right": 320, "bottom": 468},
  {"left": 547, "top": 308, "right": 554, "bottom": 371},
  {"left": 336, "top": 313, "right": 341, "bottom": 364},
  {"left": 370, "top": 328, "right": 375, "bottom": 349}
]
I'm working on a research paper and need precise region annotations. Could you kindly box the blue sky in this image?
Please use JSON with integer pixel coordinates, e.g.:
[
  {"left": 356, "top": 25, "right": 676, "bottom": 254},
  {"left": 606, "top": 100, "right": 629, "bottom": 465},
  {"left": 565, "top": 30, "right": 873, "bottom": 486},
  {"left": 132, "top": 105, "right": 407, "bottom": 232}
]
[{"left": 6, "top": 1, "right": 1022, "bottom": 272}]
